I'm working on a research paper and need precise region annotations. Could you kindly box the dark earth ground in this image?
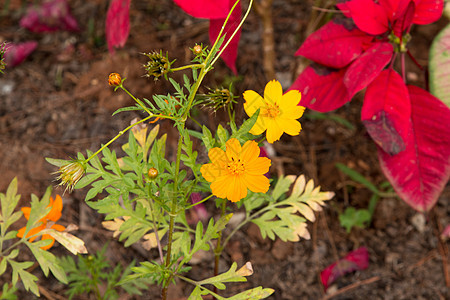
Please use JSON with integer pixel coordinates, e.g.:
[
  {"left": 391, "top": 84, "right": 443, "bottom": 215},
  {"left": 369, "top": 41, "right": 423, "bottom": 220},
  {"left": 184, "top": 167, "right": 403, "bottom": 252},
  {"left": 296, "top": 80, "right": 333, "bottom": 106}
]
[{"left": 0, "top": 0, "right": 449, "bottom": 299}]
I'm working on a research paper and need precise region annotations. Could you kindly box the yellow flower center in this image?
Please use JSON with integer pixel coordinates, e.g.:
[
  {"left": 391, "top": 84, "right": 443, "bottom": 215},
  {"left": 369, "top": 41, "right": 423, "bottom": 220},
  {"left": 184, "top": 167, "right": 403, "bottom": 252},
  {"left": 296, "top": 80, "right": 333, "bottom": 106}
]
[
  {"left": 227, "top": 157, "right": 245, "bottom": 175},
  {"left": 263, "top": 103, "right": 280, "bottom": 118}
]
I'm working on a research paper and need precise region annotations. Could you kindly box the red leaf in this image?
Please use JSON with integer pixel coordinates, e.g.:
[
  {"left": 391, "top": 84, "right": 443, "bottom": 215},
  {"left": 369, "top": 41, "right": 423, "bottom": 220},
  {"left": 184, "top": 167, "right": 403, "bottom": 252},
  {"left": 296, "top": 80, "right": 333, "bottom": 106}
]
[
  {"left": 209, "top": 1, "right": 241, "bottom": 74},
  {"left": 289, "top": 65, "right": 351, "bottom": 112},
  {"left": 344, "top": 0, "right": 390, "bottom": 35},
  {"left": 173, "top": 0, "right": 230, "bottom": 19},
  {"left": 4, "top": 41, "right": 38, "bottom": 67},
  {"left": 321, "top": 247, "right": 369, "bottom": 291},
  {"left": 106, "top": 0, "right": 130, "bottom": 54},
  {"left": 295, "top": 19, "right": 373, "bottom": 69},
  {"left": 344, "top": 42, "right": 393, "bottom": 97},
  {"left": 378, "top": 86, "right": 450, "bottom": 212},
  {"left": 391, "top": 0, "right": 415, "bottom": 36},
  {"left": 412, "top": 0, "right": 444, "bottom": 25},
  {"left": 19, "top": 0, "right": 78, "bottom": 33},
  {"left": 362, "top": 70, "right": 411, "bottom": 155}
]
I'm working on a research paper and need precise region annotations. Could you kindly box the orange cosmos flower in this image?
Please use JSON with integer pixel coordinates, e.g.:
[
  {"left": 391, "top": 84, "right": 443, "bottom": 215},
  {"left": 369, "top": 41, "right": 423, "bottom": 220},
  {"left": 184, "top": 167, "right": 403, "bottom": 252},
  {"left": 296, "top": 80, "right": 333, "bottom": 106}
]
[
  {"left": 17, "top": 195, "right": 66, "bottom": 250},
  {"left": 200, "top": 138, "right": 271, "bottom": 202}
]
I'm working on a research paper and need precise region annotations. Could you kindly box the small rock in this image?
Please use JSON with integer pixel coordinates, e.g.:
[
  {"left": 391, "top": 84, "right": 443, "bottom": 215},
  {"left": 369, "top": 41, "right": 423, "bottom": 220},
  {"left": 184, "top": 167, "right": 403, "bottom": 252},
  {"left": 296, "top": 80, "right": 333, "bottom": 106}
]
[{"left": 410, "top": 213, "right": 426, "bottom": 233}]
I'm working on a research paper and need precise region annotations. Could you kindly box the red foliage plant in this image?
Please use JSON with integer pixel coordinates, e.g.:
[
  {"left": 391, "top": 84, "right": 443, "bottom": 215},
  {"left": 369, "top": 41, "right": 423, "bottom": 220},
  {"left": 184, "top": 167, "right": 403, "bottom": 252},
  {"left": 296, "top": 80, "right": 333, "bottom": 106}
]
[
  {"left": 20, "top": 0, "right": 78, "bottom": 33},
  {"left": 106, "top": 0, "right": 131, "bottom": 54},
  {"left": 291, "top": 0, "right": 450, "bottom": 212},
  {"left": 105, "top": 0, "right": 240, "bottom": 73},
  {"left": 320, "top": 247, "right": 369, "bottom": 291}
]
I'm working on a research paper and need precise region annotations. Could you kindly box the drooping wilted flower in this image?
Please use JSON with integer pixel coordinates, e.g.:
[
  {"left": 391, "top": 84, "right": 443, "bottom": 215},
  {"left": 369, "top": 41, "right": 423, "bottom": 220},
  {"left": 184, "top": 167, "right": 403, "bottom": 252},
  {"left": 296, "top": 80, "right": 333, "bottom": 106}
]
[
  {"left": 142, "top": 51, "right": 172, "bottom": 80},
  {"left": 55, "top": 160, "right": 86, "bottom": 193}
]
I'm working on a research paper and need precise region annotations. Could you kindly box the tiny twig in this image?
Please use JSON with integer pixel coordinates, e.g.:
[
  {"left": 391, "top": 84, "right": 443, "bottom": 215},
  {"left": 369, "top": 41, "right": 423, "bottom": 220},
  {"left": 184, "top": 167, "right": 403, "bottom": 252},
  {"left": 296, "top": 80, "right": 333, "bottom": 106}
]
[
  {"left": 320, "top": 276, "right": 380, "bottom": 300},
  {"left": 321, "top": 211, "right": 339, "bottom": 262}
]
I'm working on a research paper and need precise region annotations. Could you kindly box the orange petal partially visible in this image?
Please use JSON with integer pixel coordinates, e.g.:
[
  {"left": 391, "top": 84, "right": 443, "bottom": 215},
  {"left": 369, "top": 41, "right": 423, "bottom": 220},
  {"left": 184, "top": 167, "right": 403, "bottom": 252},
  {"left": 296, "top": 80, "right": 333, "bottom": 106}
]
[
  {"left": 21, "top": 207, "right": 31, "bottom": 220},
  {"left": 40, "top": 234, "right": 56, "bottom": 250},
  {"left": 47, "top": 195, "right": 63, "bottom": 222}
]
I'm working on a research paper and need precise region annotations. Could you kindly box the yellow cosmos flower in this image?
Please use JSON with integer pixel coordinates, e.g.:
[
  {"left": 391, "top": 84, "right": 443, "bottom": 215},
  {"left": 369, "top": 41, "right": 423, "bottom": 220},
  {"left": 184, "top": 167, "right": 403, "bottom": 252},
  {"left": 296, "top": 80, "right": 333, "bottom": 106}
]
[
  {"left": 243, "top": 80, "right": 305, "bottom": 143},
  {"left": 17, "top": 195, "right": 66, "bottom": 250},
  {"left": 200, "top": 138, "right": 271, "bottom": 203}
]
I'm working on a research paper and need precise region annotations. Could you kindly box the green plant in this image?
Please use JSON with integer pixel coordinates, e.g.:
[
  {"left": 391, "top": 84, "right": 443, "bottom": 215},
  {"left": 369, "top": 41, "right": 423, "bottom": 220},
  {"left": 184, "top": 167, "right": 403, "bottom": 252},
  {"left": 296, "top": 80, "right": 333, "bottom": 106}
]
[
  {"left": 59, "top": 245, "right": 148, "bottom": 300},
  {"left": 336, "top": 163, "right": 394, "bottom": 233}
]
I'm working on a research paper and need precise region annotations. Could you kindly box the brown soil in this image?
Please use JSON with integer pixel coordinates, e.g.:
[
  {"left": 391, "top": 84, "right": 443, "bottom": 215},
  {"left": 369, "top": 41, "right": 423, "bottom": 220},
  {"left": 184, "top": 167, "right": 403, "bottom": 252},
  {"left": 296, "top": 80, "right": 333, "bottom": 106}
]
[{"left": 0, "top": 0, "right": 449, "bottom": 299}]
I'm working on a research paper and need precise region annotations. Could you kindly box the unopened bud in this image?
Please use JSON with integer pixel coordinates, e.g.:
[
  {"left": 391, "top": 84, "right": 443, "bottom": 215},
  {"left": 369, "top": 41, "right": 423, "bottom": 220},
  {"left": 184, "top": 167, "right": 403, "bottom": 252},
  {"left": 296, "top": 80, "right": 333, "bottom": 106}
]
[
  {"left": 108, "top": 73, "right": 122, "bottom": 86},
  {"left": 193, "top": 44, "right": 202, "bottom": 55},
  {"left": 148, "top": 167, "right": 158, "bottom": 179}
]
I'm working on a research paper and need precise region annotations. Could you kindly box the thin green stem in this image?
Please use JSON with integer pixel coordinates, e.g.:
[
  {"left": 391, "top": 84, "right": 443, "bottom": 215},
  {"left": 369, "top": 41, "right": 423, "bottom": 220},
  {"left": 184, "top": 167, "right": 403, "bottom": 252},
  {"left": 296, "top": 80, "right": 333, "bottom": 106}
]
[
  {"left": 162, "top": 134, "right": 184, "bottom": 299},
  {"left": 119, "top": 84, "right": 153, "bottom": 116},
  {"left": 184, "top": 194, "right": 213, "bottom": 210},
  {"left": 176, "top": 275, "right": 224, "bottom": 299},
  {"left": 171, "top": 64, "right": 204, "bottom": 72},
  {"left": 1, "top": 240, "right": 23, "bottom": 256},
  {"left": 214, "top": 200, "right": 227, "bottom": 277},
  {"left": 148, "top": 188, "right": 165, "bottom": 264},
  {"left": 85, "top": 116, "right": 152, "bottom": 163},
  {"left": 209, "top": 0, "right": 253, "bottom": 69},
  {"left": 190, "top": 116, "right": 202, "bottom": 129}
]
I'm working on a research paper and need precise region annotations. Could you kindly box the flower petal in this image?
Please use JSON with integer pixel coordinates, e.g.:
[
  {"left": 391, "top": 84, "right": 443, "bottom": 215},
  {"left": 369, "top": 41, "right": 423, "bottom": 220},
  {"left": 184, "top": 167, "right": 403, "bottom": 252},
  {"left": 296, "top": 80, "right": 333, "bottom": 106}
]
[
  {"left": 40, "top": 234, "right": 56, "bottom": 250},
  {"left": 265, "top": 119, "right": 284, "bottom": 143},
  {"left": 21, "top": 207, "right": 31, "bottom": 220},
  {"left": 201, "top": 163, "right": 227, "bottom": 182},
  {"left": 249, "top": 116, "right": 268, "bottom": 135},
  {"left": 51, "top": 224, "right": 66, "bottom": 232},
  {"left": 243, "top": 173, "right": 270, "bottom": 193},
  {"left": 243, "top": 90, "right": 265, "bottom": 117},
  {"left": 246, "top": 157, "right": 271, "bottom": 175},
  {"left": 240, "top": 141, "right": 260, "bottom": 163},
  {"left": 227, "top": 176, "right": 248, "bottom": 202},
  {"left": 280, "top": 105, "right": 305, "bottom": 120},
  {"left": 277, "top": 118, "right": 302, "bottom": 136},
  {"left": 225, "top": 138, "right": 242, "bottom": 160},
  {"left": 264, "top": 80, "right": 283, "bottom": 105},
  {"left": 208, "top": 147, "right": 227, "bottom": 165},
  {"left": 210, "top": 176, "right": 230, "bottom": 199},
  {"left": 281, "top": 89, "right": 302, "bottom": 108},
  {"left": 47, "top": 195, "right": 62, "bottom": 222}
]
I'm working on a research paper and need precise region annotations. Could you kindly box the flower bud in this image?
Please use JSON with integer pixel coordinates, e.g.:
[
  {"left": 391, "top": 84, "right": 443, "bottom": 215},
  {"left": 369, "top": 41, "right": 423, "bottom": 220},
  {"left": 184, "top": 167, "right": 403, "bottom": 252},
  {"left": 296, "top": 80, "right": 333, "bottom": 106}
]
[
  {"left": 192, "top": 44, "right": 202, "bottom": 55},
  {"left": 148, "top": 167, "right": 158, "bottom": 179},
  {"left": 56, "top": 160, "right": 86, "bottom": 193},
  {"left": 108, "top": 72, "right": 122, "bottom": 86}
]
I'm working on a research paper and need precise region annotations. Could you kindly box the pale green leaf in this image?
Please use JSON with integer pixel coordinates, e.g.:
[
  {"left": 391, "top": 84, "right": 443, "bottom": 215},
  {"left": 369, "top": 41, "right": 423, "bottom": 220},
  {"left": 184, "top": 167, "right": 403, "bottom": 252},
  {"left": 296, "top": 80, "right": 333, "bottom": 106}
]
[
  {"left": 227, "top": 286, "right": 275, "bottom": 299},
  {"left": 429, "top": 22, "right": 450, "bottom": 108},
  {"left": 47, "top": 230, "right": 87, "bottom": 255},
  {"left": 271, "top": 175, "right": 296, "bottom": 202},
  {"left": 0, "top": 258, "right": 7, "bottom": 276},
  {"left": 27, "top": 243, "right": 67, "bottom": 284}
]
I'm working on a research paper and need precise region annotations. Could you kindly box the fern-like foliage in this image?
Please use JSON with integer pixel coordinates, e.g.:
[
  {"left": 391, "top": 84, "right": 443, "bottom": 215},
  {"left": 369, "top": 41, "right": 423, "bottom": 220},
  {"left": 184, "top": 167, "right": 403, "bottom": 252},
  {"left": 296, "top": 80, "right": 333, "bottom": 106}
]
[{"left": 243, "top": 175, "right": 334, "bottom": 242}]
